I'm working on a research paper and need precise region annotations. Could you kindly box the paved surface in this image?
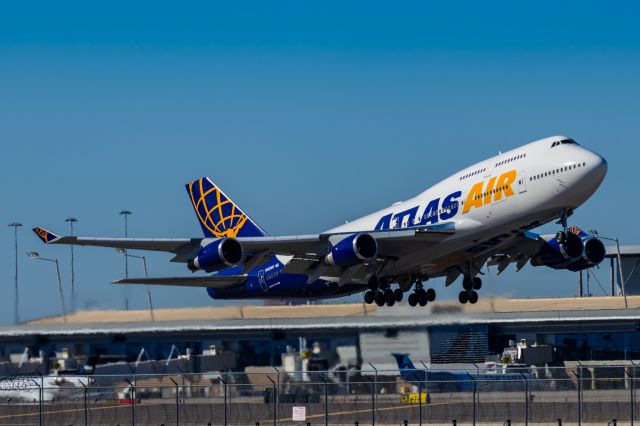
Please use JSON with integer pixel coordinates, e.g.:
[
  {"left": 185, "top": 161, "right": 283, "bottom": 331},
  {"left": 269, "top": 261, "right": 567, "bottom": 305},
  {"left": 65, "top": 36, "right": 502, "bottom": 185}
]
[{"left": 0, "top": 391, "right": 637, "bottom": 425}]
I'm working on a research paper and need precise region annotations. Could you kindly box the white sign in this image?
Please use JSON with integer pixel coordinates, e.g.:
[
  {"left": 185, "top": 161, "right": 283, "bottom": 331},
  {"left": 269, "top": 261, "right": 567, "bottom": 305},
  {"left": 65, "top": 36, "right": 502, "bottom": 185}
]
[{"left": 292, "top": 406, "right": 306, "bottom": 421}]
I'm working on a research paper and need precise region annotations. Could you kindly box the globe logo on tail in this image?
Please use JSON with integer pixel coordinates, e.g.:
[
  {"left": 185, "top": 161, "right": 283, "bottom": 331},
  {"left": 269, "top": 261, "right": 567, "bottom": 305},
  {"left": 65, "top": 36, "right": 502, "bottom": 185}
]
[{"left": 188, "top": 178, "right": 249, "bottom": 238}]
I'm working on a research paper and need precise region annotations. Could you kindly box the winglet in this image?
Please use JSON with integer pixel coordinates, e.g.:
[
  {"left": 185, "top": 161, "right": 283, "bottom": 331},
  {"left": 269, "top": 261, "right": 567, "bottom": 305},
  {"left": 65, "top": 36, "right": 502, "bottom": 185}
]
[{"left": 32, "top": 227, "right": 61, "bottom": 244}]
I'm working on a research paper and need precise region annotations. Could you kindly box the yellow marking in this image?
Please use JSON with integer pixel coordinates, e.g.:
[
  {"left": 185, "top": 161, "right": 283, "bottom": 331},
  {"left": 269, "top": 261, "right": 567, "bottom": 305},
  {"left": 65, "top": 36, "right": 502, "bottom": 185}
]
[
  {"left": 463, "top": 181, "right": 484, "bottom": 213},
  {"left": 483, "top": 176, "right": 497, "bottom": 206},
  {"left": 494, "top": 170, "right": 516, "bottom": 201},
  {"left": 0, "top": 402, "right": 129, "bottom": 420}
]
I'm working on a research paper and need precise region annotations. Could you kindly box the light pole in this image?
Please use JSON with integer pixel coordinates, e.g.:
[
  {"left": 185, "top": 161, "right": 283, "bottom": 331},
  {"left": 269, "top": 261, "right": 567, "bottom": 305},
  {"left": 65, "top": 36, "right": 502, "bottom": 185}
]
[
  {"left": 116, "top": 249, "right": 155, "bottom": 321},
  {"left": 119, "top": 210, "right": 132, "bottom": 311},
  {"left": 591, "top": 231, "right": 627, "bottom": 309},
  {"left": 27, "top": 251, "right": 68, "bottom": 323},
  {"left": 65, "top": 217, "right": 78, "bottom": 312},
  {"left": 8, "top": 223, "right": 22, "bottom": 324}
]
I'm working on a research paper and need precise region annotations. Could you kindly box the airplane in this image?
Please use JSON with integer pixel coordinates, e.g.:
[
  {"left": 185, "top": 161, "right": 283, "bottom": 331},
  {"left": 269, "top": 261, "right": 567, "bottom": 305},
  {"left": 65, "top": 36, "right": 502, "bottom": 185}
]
[
  {"left": 33, "top": 135, "right": 608, "bottom": 307},
  {"left": 391, "top": 353, "right": 529, "bottom": 392},
  {"left": 0, "top": 373, "right": 92, "bottom": 402}
]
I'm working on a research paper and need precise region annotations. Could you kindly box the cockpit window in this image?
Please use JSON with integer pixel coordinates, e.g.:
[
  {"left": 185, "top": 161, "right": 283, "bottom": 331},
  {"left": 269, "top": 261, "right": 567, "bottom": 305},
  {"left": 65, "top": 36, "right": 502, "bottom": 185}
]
[{"left": 551, "top": 138, "right": 578, "bottom": 148}]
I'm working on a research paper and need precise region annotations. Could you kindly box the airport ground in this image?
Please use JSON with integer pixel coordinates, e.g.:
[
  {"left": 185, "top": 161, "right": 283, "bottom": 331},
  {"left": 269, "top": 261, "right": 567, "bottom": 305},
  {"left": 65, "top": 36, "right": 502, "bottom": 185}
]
[{"left": 0, "top": 389, "right": 638, "bottom": 425}]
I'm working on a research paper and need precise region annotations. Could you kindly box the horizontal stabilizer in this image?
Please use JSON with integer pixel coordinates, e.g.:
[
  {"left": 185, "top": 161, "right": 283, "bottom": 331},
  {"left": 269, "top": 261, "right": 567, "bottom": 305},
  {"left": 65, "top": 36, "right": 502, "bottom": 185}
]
[{"left": 113, "top": 275, "right": 246, "bottom": 288}]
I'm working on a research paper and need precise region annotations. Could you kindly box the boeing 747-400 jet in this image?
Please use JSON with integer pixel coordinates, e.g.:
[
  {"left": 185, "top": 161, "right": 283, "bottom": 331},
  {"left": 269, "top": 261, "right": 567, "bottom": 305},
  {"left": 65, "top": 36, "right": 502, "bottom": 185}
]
[{"left": 34, "top": 135, "right": 608, "bottom": 307}]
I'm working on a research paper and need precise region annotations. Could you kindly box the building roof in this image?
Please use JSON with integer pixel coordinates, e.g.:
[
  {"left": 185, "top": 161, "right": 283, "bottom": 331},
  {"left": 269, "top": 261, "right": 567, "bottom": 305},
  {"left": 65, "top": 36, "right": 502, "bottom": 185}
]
[{"left": 0, "top": 296, "right": 637, "bottom": 338}]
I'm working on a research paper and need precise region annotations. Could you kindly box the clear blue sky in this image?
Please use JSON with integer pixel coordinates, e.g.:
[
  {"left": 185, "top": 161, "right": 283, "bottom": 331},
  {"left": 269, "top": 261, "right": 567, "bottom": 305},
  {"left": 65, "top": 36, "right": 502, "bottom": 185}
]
[{"left": 2, "top": 1, "right": 639, "bottom": 324}]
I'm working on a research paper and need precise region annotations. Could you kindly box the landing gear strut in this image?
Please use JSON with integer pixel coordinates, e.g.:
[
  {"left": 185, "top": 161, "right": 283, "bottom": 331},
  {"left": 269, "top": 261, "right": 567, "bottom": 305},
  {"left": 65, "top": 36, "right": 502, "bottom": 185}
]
[
  {"left": 364, "top": 275, "right": 401, "bottom": 307},
  {"left": 459, "top": 276, "right": 481, "bottom": 304}
]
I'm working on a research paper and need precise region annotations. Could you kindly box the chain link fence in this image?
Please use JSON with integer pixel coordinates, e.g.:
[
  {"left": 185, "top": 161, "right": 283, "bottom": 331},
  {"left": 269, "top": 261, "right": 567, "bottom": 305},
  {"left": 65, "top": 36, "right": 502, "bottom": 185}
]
[{"left": 0, "top": 365, "right": 637, "bottom": 425}]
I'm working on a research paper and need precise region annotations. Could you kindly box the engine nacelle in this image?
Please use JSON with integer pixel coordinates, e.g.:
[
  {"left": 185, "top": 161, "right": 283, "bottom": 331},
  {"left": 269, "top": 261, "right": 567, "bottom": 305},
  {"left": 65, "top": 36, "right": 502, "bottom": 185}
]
[
  {"left": 565, "top": 237, "right": 607, "bottom": 272},
  {"left": 531, "top": 229, "right": 607, "bottom": 271},
  {"left": 530, "top": 231, "right": 583, "bottom": 268},
  {"left": 325, "top": 233, "right": 378, "bottom": 268},
  {"left": 188, "top": 238, "right": 243, "bottom": 272}
]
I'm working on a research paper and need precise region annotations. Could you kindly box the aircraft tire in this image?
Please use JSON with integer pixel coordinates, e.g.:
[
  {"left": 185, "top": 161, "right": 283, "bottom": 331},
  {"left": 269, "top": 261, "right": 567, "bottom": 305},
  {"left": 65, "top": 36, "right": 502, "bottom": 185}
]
[
  {"left": 364, "top": 290, "right": 375, "bottom": 304},
  {"left": 384, "top": 289, "right": 395, "bottom": 305},
  {"left": 394, "top": 288, "right": 404, "bottom": 302},
  {"left": 556, "top": 231, "right": 566, "bottom": 244},
  {"left": 418, "top": 292, "right": 428, "bottom": 306},
  {"left": 462, "top": 276, "right": 472, "bottom": 291},
  {"left": 458, "top": 291, "right": 469, "bottom": 304},
  {"left": 468, "top": 290, "right": 479, "bottom": 304},
  {"left": 408, "top": 293, "right": 418, "bottom": 307},
  {"left": 426, "top": 288, "right": 436, "bottom": 302},
  {"left": 375, "top": 292, "right": 386, "bottom": 306},
  {"left": 386, "top": 298, "right": 395, "bottom": 307},
  {"left": 472, "top": 277, "right": 482, "bottom": 290}
]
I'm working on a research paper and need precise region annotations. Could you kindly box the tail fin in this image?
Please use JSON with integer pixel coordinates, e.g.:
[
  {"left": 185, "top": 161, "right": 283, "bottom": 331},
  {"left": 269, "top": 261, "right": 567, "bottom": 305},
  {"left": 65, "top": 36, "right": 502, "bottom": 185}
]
[
  {"left": 391, "top": 353, "right": 416, "bottom": 370},
  {"left": 186, "top": 177, "right": 268, "bottom": 238}
]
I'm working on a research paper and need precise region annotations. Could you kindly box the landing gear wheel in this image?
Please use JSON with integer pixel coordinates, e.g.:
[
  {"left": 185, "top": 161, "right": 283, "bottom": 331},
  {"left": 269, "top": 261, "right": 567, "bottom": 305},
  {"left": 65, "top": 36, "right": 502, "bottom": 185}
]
[
  {"left": 408, "top": 293, "right": 418, "bottom": 307},
  {"left": 384, "top": 289, "right": 395, "bottom": 305},
  {"left": 472, "top": 277, "right": 482, "bottom": 290},
  {"left": 393, "top": 288, "right": 404, "bottom": 302},
  {"left": 367, "top": 275, "right": 379, "bottom": 291},
  {"left": 462, "top": 276, "right": 473, "bottom": 291},
  {"left": 458, "top": 291, "right": 469, "bottom": 304},
  {"left": 364, "top": 291, "right": 375, "bottom": 304},
  {"left": 468, "top": 290, "right": 479, "bottom": 304},
  {"left": 556, "top": 231, "right": 566, "bottom": 244},
  {"left": 418, "top": 292, "right": 428, "bottom": 306},
  {"left": 426, "top": 288, "right": 436, "bottom": 302},
  {"left": 374, "top": 292, "right": 385, "bottom": 306}
]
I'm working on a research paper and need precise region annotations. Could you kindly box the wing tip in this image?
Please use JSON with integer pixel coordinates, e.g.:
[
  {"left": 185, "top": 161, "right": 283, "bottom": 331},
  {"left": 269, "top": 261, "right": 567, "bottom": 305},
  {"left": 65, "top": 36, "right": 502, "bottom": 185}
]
[{"left": 32, "top": 227, "right": 61, "bottom": 244}]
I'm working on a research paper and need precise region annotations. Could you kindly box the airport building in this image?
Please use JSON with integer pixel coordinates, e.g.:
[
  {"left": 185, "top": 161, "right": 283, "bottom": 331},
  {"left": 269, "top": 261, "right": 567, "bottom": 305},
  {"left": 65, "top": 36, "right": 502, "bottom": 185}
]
[{"left": 1, "top": 296, "right": 639, "bottom": 376}]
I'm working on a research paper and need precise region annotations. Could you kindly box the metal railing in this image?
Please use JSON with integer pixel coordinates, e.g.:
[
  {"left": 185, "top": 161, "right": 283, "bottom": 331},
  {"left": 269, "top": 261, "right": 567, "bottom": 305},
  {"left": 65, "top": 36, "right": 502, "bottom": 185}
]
[{"left": 0, "top": 365, "right": 637, "bottom": 425}]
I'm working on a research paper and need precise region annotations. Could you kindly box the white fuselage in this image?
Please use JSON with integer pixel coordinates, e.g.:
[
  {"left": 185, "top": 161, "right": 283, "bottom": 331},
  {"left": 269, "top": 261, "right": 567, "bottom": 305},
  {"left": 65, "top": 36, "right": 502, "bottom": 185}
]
[{"left": 326, "top": 136, "right": 607, "bottom": 277}]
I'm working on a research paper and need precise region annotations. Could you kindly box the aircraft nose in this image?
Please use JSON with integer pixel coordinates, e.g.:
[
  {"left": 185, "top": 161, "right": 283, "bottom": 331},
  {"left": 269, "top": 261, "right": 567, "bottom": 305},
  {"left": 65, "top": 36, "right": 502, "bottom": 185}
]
[{"left": 590, "top": 153, "right": 608, "bottom": 183}]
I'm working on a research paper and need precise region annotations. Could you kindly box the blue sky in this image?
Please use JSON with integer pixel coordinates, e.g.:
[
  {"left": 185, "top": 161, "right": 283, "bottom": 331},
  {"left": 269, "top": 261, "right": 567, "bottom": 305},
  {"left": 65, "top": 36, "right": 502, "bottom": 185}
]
[{"left": 1, "top": 1, "right": 639, "bottom": 323}]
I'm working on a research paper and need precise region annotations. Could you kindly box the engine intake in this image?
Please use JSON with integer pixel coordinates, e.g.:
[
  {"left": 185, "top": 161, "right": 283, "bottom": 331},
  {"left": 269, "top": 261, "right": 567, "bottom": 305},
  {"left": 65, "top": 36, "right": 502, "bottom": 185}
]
[
  {"left": 583, "top": 237, "right": 606, "bottom": 265},
  {"left": 325, "top": 233, "right": 378, "bottom": 268},
  {"left": 188, "top": 238, "right": 243, "bottom": 272}
]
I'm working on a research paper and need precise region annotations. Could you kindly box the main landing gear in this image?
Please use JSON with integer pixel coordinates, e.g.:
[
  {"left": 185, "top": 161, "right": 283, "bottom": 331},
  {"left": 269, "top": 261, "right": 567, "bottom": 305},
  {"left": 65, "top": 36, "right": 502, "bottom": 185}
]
[
  {"left": 363, "top": 274, "right": 435, "bottom": 307},
  {"left": 407, "top": 280, "right": 436, "bottom": 307},
  {"left": 458, "top": 276, "right": 482, "bottom": 304},
  {"left": 364, "top": 276, "right": 403, "bottom": 307}
]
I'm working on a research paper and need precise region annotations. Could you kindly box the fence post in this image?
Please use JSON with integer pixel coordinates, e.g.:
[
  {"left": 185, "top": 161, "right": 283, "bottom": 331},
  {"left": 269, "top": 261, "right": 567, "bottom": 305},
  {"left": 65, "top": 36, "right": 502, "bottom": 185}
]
[
  {"left": 324, "top": 372, "right": 329, "bottom": 426},
  {"left": 420, "top": 362, "right": 429, "bottom": 425},
  {"left": 125, "top": 378, "right": 135, "bottom": 426},
  {"left": 267, "top": 376, "right": 277, "bottom": 426},
  {"left": 369, "top": 363, "right": 377, "bottom": 426},
  {"left": 79, "top": 378, "right": 89, "bottom": 426},
  {"left": 629, "top": 362, "right": 636, "bottom": 426},
  {"left": 469, "top": 375, "right": 477, "bottom": 426},
  {"left": 220, "top": 376, "right": 228, "bottom": 426},
  {"left": 170, "top": 377, "right": 179, "bottom": 426},
  {"left": 30, "top": 379, "right": 43, "bottom": 426},
  {"left": 418, "top": 376, "right": 423, "bottom": 426},
  {"left": 571, "top": 367, "right": 582, "bottom": 426},
  {"left": 520, "top": 372, "right": 529, "bottom": 426}
]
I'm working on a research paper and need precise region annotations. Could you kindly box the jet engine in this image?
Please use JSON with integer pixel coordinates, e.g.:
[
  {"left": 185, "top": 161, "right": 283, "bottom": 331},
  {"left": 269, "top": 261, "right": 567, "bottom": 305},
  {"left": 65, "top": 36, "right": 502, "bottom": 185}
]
[
  {"left": 530, "top": 229, "right": 606, "bottom": 271},
  {"left": 325, "top": 233, "right": 378, "bottom": 268},
  {"left": 188, "top": 238, "right": 243, "bottom": 272},
  {"left": 565, "top": 236, "right": 607, "bottom": 272}
]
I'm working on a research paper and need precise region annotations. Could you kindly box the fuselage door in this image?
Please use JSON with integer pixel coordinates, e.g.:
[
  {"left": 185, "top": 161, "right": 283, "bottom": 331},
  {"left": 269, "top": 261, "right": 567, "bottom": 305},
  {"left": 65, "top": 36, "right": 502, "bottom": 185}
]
[
  {"left": 258, "top": 270, "right": 268, "bottom": 291},
  {"left": 518, "top": 170, "right": 528, "bottom": 194}
]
